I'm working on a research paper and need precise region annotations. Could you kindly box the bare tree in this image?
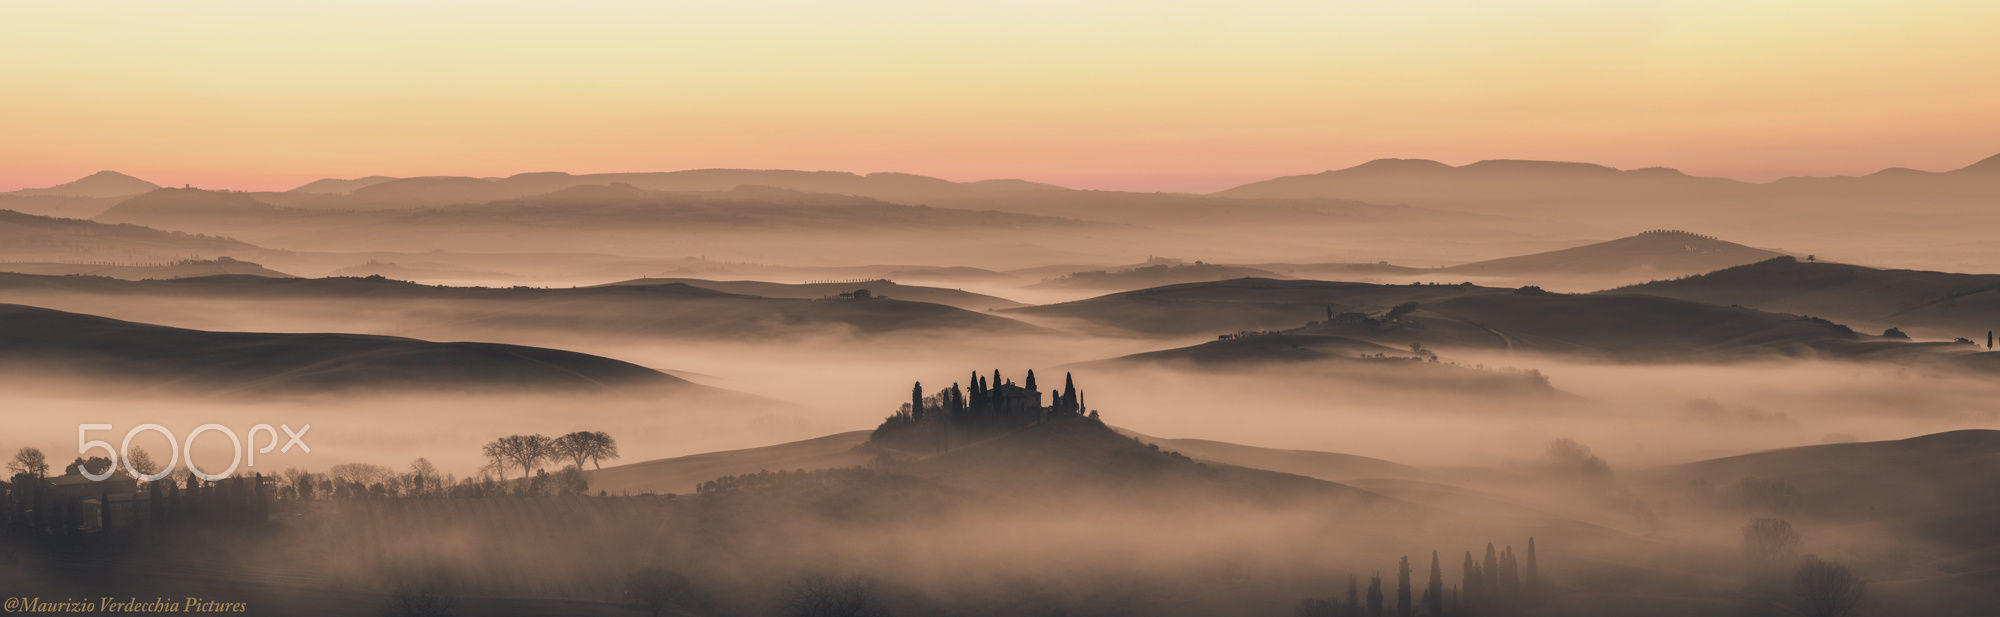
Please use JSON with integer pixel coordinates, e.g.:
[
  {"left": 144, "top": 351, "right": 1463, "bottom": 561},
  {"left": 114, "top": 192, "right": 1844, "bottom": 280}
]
[
  {"left": 553, "top": 432, "right": 593, "bottom": 470},
  {"left": 127, "top": 447, "right": 161, "bottom": 480},
  {"left": 484, "top": 435, "right": 553, "bottom": 480},
  {"left": 583, "top": 431, "right": 619, "bottom": 470},
  {"left": 8, "top": 446, "right": 49, "bottom": 479},
  {"left": 408, "top": 458, "right": 439, "bottom": 495},
  {"left": 1793, "top": 556, "right": 1865, "bottom": 617}
]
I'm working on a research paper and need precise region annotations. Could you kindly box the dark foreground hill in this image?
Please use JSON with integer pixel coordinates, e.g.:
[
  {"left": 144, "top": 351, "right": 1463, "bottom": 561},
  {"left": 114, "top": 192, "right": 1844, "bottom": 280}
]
[
  {"left": 1612, "top": 256, "right": 2000, "bottom": 338},
  {"left": 599, "top": 277, "right": 1025, "bottom": 312},
  {"left": 0, "top": 272, "right": 1044, "bottom": 341},
  {"left": 0, "top": 304, "right": 685, "bottom": 394},
  {"left": 1639, "top": 430, "right": 2000, "bottom": 617}
]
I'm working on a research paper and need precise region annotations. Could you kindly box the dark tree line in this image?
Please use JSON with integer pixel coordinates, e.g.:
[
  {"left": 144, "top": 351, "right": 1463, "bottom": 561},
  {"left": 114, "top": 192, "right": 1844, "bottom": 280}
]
[{"left": 1297, "top": 538, "right": 1540, "bottom": 617}]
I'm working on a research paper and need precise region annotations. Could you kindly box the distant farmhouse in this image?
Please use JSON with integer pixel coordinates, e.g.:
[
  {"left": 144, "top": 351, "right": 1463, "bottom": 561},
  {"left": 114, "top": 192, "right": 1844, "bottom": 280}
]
[{"left": 872, "top": 369, "right": 1098, "bottom": 451}]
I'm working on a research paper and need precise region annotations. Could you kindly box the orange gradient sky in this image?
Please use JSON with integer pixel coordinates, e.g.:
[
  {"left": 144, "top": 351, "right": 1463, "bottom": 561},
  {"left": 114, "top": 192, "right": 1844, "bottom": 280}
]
[{"left": 4, "top": 0, "right": 1998, "bottom": 192}]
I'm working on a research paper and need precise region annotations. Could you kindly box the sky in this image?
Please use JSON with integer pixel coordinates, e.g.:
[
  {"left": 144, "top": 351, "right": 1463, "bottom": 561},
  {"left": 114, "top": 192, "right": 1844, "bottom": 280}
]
[{"left": 3, "top": 0, "right": 1998, "bottom": 193}]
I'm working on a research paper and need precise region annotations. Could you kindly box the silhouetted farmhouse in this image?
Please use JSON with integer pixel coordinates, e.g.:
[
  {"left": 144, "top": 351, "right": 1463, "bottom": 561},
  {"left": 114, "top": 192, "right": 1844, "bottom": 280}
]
[{"left": 872, "top": 369, "right": 1098, "bottom": 451}]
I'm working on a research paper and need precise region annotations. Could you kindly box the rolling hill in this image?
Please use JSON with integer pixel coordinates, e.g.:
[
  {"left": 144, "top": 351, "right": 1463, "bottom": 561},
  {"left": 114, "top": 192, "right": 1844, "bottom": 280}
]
[
  {"left": 0, "top": 208, "right": 277, "bottom": 262},
  {"left": 7, "top": 170, "right": 161, "bottom": 198},
  {"left": 1441, "top": 230, "right": 1786, "bottom": 280},
  {"left": 585, "top": 425, "right": 1436, "bottom": 495},
  {"left": 0, "top": 304, "right": 687, "bottom": 394},
  {"left": 598, "top": 277, "right": 1026, "bottom": 312},
  {"left": 1031, "top": 262, "right": 1289, "bottom": 292},
  {"left": 0, "top": 257, "right": 293, "bottom": 279},
  {"left": 1008, "top": 278, "right": 1506, "bottom": 336},
  {"left": 1611, "top": 256, "right": 2000, "bottom": 338},
  {"left": 0, "top": 272, "right": 1046, "bottom": 341},
  {"left": 1056, "top": 282, "right": 1940, "bottom": 363},
  {"left": 1289, "top": 290, "right": 1875, "bottom": 360},
  {"left": 1642, "top": 429, "right": 2000, "bottom": 522}
]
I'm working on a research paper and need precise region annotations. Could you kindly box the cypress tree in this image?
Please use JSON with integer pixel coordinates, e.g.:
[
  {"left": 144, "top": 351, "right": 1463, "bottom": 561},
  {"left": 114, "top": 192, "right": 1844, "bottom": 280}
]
[
  {"left": 1396, "top": 556, "right": 1412, "bottom": 617},
  {"left": 1366, "top": 574, "right": 1384, "bottom": 617},
  {"left": 1025, "top": 369, "right": 1037, "bottom": 392},
  {"left": 1482, "top": 543, "right": 1499, "bottom": 593},
  {"left": 1347, "top": 575, "right": 1360, "bottom": 617},
  {"left": 911, "top": 381, "right": 924, "bottom": 420},
  {"left": 1501, "top": 546, "right": 1519, "bottom": 597},
  {"left": 1525, "top": 537, "right": 1538, "bottom": 599},
  {"left": 1065, "top": 373, "right": 1078, "bottom": 410},
  {"left": 100, "top": 489, "right": 112, "bottom": 534},
  {"left": 1462, "top": 552, "right": 1479, "bottom": 606},
  {"left": 1426, "top": 551, "right": 1444, "bottom": 616}
]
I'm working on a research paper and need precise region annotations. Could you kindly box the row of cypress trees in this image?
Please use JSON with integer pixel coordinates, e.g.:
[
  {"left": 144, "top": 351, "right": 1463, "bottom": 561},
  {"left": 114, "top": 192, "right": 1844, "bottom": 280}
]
[{"left": 1298, "top": 538, "right": 1539, "bottom": 617}]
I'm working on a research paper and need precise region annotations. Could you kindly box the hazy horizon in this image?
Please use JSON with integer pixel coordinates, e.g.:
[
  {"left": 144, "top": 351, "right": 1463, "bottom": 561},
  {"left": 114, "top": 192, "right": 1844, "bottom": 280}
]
[
  {"left": 7, "top": 1, "right": 2000, "bottom": 193},
  {"left": 5, "top": 3, "right": 1996, "bottom": 616}
]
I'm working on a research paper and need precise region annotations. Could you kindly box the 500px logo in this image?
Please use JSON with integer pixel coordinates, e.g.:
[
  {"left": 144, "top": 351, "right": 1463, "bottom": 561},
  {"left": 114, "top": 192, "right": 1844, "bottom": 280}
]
[{"left": 75, "top": 423, "right": 311, "bottom": 482}]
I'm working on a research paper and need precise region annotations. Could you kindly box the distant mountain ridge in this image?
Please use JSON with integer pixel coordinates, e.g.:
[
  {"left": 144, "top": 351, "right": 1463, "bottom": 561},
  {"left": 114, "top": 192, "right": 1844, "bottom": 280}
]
[
  {"left": 285, "top": 169, "right": 1070, "bottom": 209},
  {"left": 1212, "top": 153, "right": 2000, "bottom": 233},
  {"left": 7, "top": 171, "right": 160, "bottom": 198}
]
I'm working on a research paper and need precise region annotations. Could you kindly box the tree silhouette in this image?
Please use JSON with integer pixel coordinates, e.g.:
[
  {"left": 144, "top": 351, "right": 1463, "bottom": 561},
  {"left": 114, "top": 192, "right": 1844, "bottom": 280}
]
[
  {"left": 1347, "top": 575, "right": 1360, "bottom": 617},
  {"left": 581, "top": 431, "right": 619, "bottom": 469},
  {"left": 1525, "top": 537, "right": 1538, "bottom": 599},
  {"left": 1792, "top": 555, "right": 1865, "bottom": 617},
  {"left": 127, "top": 447, "right": 160, "bottom": 480},
  {"left": 1462, "top": 551, "right": 1479, "bottom": 606},
  {"left": 1366, "top": 574, "right": 1384, "bottom": 617},
  {"left": 483, "top": 434, "right": 553, "bottom": 480},
  {"left": 1426, "top": 551, "right": 1444, "bottom": 617},
  {"left": 8, "top": 447, "right": 48, "bottom": 479},
  {"left": 553, "top": 432, "right": 596, "bottom": 471},
  {"left": 1482, "top": 544, "right": 1499, "bottom": 596},
  {"left": 408, "top": 458, "right": 438, "bottom": 496},
  {"left": 1396, "top": 556, "right": 1413, "bottom": 617}
]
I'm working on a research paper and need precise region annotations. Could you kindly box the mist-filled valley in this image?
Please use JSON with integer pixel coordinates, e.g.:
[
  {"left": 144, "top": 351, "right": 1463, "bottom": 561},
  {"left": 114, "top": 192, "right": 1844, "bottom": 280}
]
[{"left": 7, "top": 26, "right": 2000, "bottom": 611}]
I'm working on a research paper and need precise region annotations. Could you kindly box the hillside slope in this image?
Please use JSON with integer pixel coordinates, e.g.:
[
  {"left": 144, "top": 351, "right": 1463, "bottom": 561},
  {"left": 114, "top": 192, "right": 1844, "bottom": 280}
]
[
  {"left": 0, "top": 304, "right": 686, "bottom": 394},
  {"left": 600, "top": 277, "right": 1025, "bottom": 312},
  {"left": 0, "top": 273, "right": 1045, "bottom": 340},
  {"left": 0, "top": 209, "right": 276, "bottom": 262},
  {"left": 1008, "top": 278, "right": 1505, "bottom": 336},
  {"left": 1611, "top": 257, "right": 2000, "bottom": 338},
  {"left": 1443, "top": 230, "right": 1784, "bottom": 279}
]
